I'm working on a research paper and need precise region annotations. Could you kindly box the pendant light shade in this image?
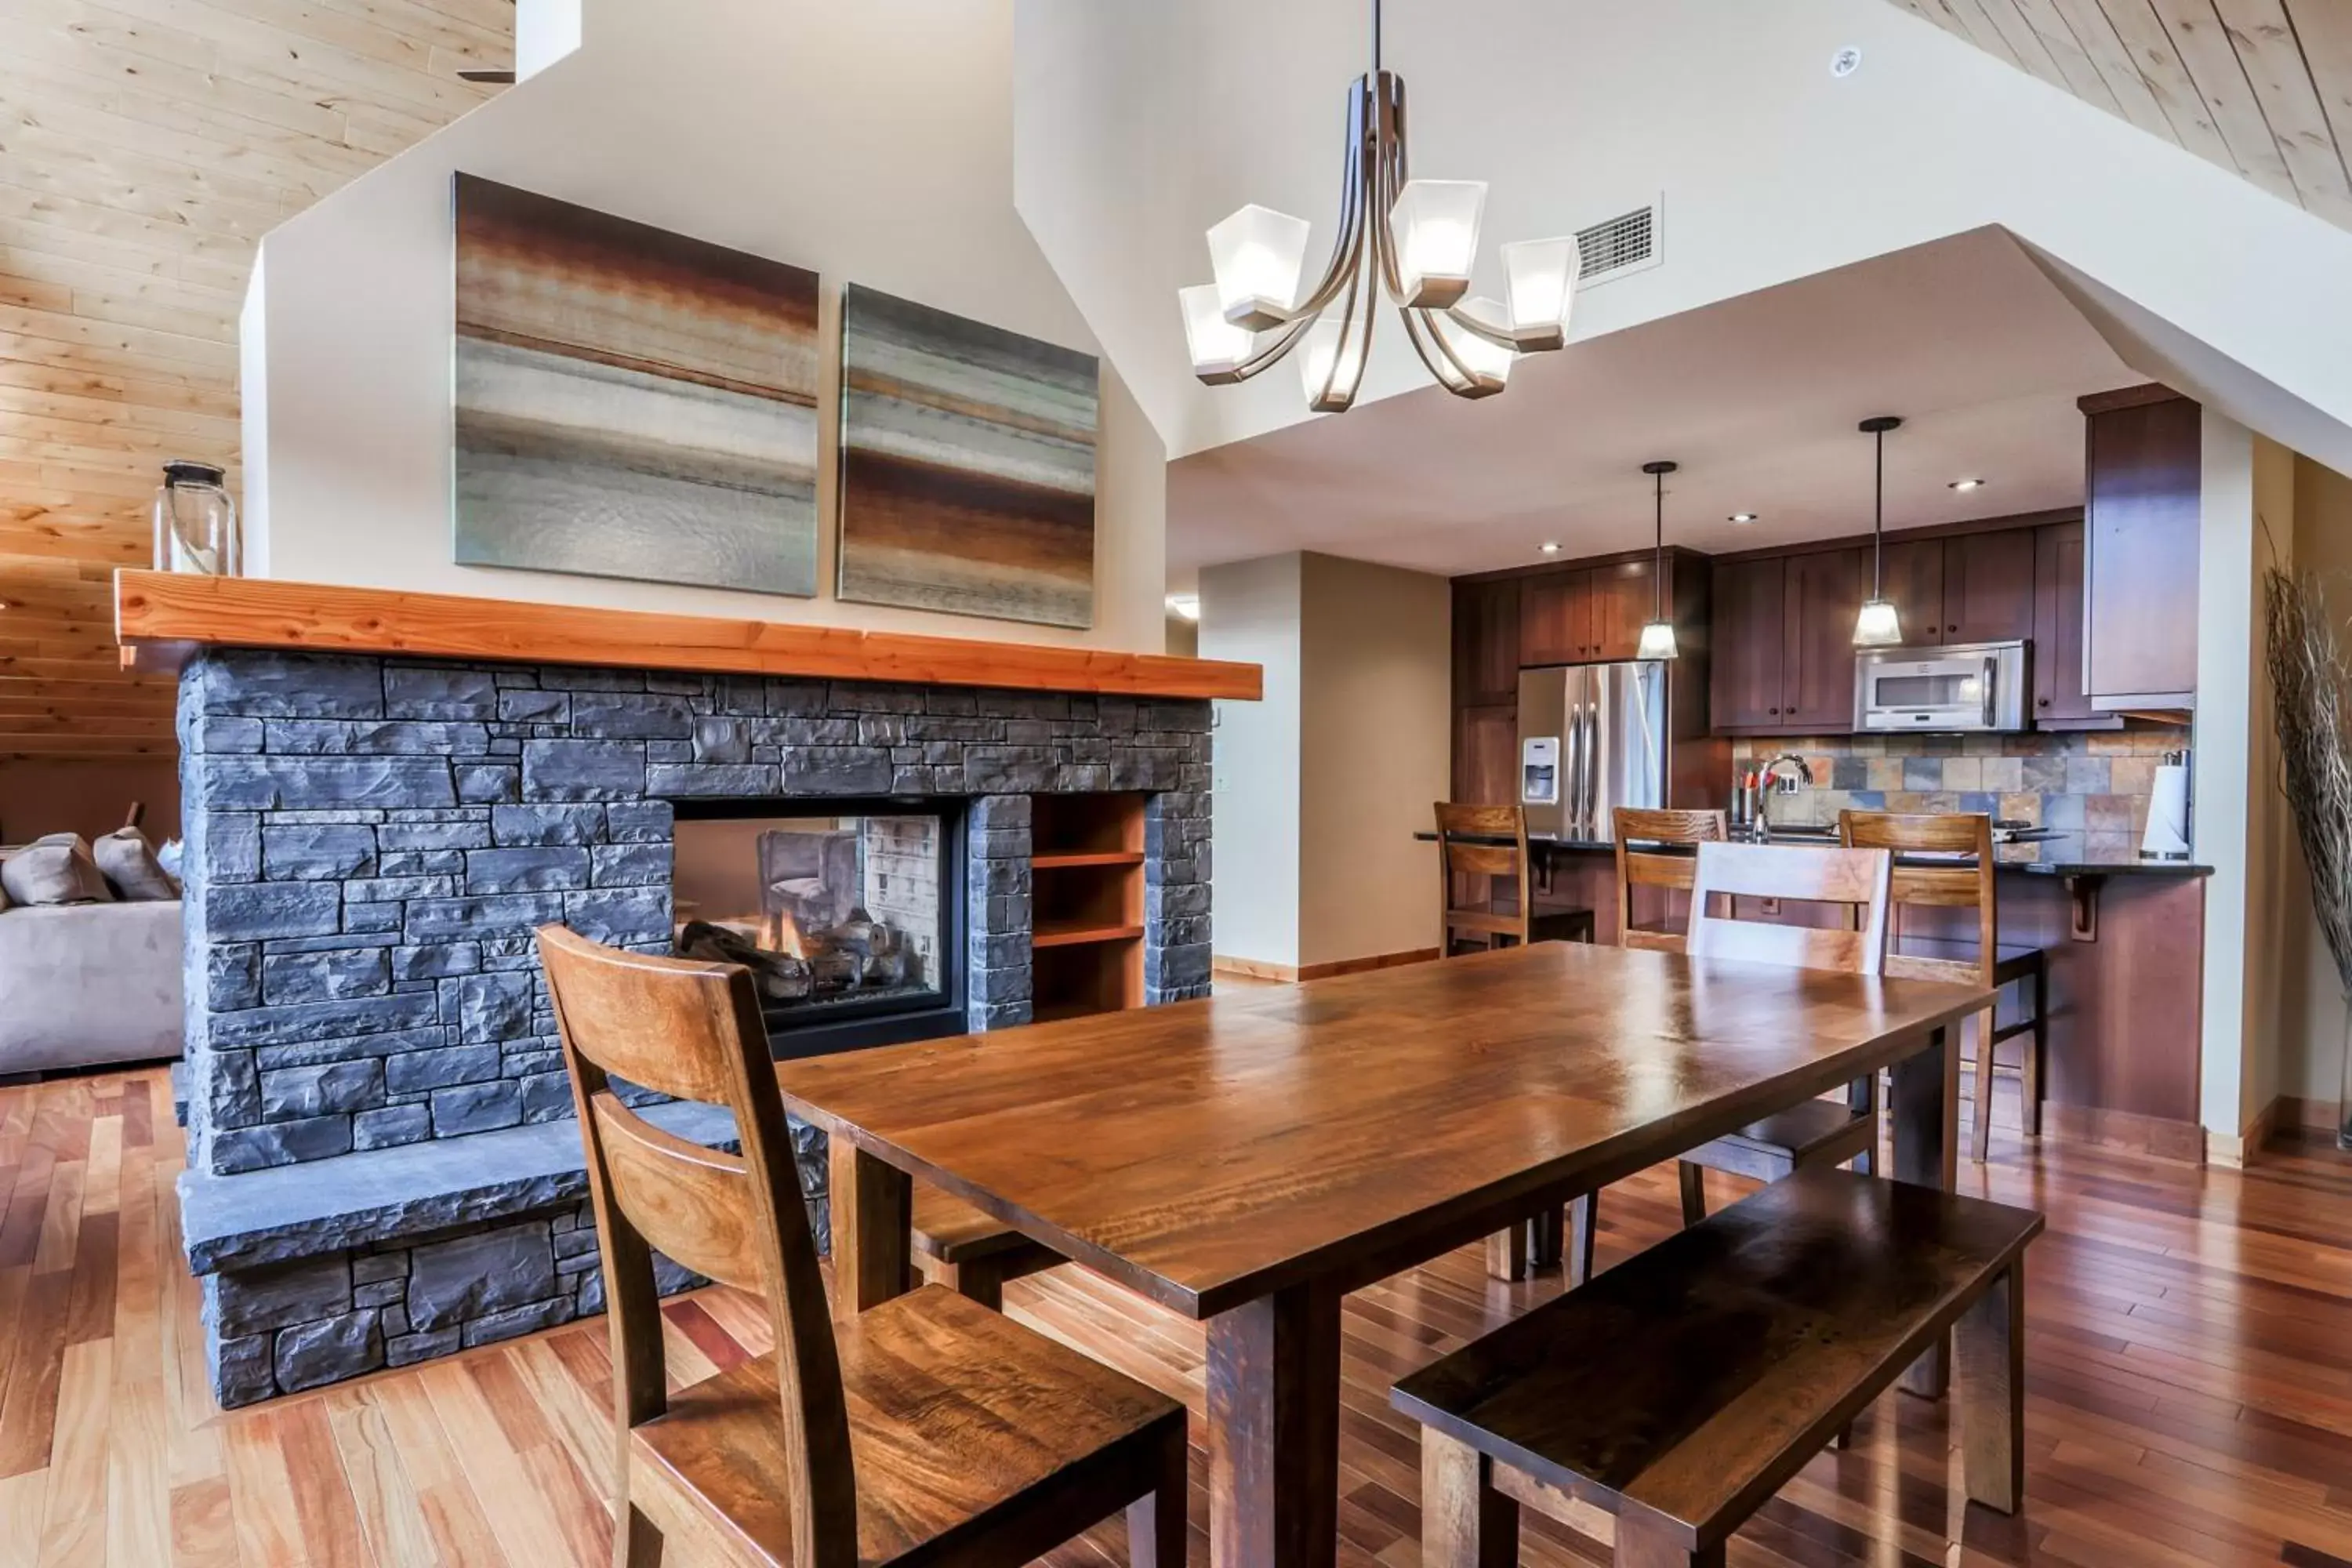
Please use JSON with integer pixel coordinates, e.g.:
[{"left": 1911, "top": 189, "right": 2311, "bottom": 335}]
[
  {"left": 1853, "top": 416, "right": 1905, "bottom": 648},
  {"left": 1639, "top": 459, "right": 1679, "bottom": 661}
]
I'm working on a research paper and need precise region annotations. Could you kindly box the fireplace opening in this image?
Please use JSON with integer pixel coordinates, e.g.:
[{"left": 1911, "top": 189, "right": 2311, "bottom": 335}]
[{"left": 670, "top": 796, "right": 969, "bottom": 1058}]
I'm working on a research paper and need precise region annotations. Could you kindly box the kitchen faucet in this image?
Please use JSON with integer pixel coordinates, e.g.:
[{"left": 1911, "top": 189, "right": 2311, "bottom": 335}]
[{"left": 1751, "top": 752, "right": 1812, "bottom": 839}]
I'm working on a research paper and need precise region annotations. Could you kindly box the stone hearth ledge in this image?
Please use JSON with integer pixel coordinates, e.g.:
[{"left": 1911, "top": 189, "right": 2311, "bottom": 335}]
[{"left": 179, "top": 1098, "right": 749, "bottom": 1275}]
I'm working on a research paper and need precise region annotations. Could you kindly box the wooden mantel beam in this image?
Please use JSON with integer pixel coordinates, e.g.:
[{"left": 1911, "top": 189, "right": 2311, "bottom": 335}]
[{"left": 114, "top": 572, "right": 1262, "bottom": 702}]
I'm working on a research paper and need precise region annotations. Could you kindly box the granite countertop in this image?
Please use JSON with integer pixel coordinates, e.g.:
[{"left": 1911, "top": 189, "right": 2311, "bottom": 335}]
[{"left": 1415, "top": 828, "right": 2212, "bottom": 877}]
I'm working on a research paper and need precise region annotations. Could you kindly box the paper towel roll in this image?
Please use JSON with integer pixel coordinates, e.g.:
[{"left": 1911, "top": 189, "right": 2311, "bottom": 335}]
[{"left": 2141, "top": 763, "right": 2190, "bottom": 859}]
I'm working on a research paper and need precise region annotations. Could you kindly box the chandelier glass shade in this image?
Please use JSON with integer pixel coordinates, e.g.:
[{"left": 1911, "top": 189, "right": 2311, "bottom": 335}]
[{"left": 1178, "top": 11, "right": 1581, "bottom": 413}]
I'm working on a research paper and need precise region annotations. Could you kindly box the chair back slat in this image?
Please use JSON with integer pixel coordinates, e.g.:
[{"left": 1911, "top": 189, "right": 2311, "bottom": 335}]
[
  {"left": 589, "top": 1098, "right": 766, "bottom": 1292},
  {"left": 1686, "top": 841, "right": 1892, "bottom": 975},
  {"left": 1436, "top": 801, "right": 1534, "bottom": 950},
  {"left": 1840, "top": 811, "right": 1998, "bottom": 985},
  {"left": 1613, "top": 808, "right": 1727, "bottom": 954},
  {"left": 538, "top": 924, "right": 860, "bottom": 1568}
]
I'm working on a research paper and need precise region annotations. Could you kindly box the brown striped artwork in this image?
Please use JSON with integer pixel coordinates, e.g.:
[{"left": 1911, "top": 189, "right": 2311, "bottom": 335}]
[
  {"left": 452, "top": 173, "right": 822, "bottom": 595},
  {"left": 837, "top": 285, "right": 1099, "bottom": 629}
]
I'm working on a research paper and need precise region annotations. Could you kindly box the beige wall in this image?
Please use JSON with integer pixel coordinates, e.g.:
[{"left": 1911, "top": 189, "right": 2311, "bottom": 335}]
[
  {"left": 0, "top": 761, "right": 182, "bottom": 845},
  {"left": 2278, "top": 455, "right": 2352, "bottom": 1128},
  {"left": 1298, "top": 556, "right": 1450, "bottom": 969},
  {"left": 1200, "top": 551, "right": 1450, "bottom": 972}
]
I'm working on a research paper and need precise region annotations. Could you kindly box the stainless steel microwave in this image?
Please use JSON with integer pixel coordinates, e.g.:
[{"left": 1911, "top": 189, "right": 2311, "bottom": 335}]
[{"left": 1853, "top": 640, "right": 2031, "bottom": 733}]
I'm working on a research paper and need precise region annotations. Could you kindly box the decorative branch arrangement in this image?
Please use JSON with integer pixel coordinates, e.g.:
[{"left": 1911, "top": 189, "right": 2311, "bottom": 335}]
[{"left": 2263, "top": 566, "right": 2352, "bottom": 1148}]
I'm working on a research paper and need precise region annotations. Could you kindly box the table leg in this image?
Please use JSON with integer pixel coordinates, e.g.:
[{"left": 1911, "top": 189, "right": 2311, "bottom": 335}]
[
  {"left": 828, "top": 1137, "right": 912, "bottom": 1320},
  {"left": 1207, "top": 1283, "right": 1341, "bottom": 1568},
  {"left": 1891, "top": 1022, "right": 1957, "bottom": 1397}
]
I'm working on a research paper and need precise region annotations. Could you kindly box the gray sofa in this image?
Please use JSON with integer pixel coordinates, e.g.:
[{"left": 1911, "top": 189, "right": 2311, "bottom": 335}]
[{"left": 0, "top": 900, "right": 184, "bottom": 1074}]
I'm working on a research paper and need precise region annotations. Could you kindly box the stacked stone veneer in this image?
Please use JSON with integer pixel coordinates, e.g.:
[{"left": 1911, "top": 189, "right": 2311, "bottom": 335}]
[{"left": 177, "top": 648, "right": 1212, "bottom": 1405}]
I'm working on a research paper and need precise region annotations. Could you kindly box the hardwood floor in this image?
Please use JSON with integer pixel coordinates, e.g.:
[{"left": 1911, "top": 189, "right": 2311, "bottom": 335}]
[{"left": 3, "top": 1062, "right": 2352, "bottom": 1566}]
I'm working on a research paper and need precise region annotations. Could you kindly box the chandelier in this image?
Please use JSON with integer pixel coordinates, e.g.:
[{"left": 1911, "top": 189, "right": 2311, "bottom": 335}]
[{"left": 1178, "top": 0, "right": 1582, "bottom": 412}]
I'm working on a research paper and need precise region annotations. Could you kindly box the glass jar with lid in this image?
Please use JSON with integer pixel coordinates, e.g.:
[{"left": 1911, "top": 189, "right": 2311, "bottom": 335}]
[{"left": 152, "top": 459, "right": 239, "bottom": 575}]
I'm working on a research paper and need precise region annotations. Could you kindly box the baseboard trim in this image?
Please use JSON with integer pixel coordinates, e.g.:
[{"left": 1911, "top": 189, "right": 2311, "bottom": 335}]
[
  {"left": 2207, "top": 1095, "right": 2284, "bottom": 1171},
  {"left": 2043, "top": 1102, "right": 2205, "bottom": 1166},
  {"left": 2278, "top": 1094, "right": 2344, "bottom": 1134},
  {"left": 1213, "top": 948, "right": 1440, "bottom": 985}
]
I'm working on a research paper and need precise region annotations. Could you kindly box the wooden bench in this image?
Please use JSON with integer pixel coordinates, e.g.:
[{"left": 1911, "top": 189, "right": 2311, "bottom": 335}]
[
  {"left": 1392, "top": 1167, "right": 2042, "bottom": 1568},
  {"left": 911, "top": 1185, "right": 1060, "bottom": 1308}
]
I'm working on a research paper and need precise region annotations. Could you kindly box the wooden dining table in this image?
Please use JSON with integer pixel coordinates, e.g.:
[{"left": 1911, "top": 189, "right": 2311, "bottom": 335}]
[{"left": 775, "top": 940, "right": 1994, "bottom": 1568}]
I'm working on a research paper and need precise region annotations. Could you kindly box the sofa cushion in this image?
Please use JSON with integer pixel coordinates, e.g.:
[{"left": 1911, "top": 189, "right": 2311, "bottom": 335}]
[
  {"left": 0, "top": 900, "right": 183, "bottom": 1073},
  {"left": 0, "top": 833, "right": 114, "bottom": 906},
  {"left": 93, "top": 826, "right": 180, "bottom": 901}
]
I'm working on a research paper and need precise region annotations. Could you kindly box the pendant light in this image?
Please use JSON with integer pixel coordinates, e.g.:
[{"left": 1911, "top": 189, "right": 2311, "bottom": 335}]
[
  {"left": 1636, "top": 459, "right": 1679, "bottom": 660},
  {"left": 1853, "top": 415, "right": 1904, "bottom": 648}
]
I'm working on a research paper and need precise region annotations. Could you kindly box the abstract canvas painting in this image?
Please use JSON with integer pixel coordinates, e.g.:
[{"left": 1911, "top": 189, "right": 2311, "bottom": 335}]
[
  {"left": 837, "top": 285, "right": 1098, "bottom": 629},
  {"left": 452, "top": 173, "right": 822, "bottom": 595}
]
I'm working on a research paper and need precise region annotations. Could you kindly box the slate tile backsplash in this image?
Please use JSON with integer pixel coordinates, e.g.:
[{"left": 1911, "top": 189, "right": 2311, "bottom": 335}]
[{"left": 1729, "top": 727, "right": 2183, "bottom": 863}]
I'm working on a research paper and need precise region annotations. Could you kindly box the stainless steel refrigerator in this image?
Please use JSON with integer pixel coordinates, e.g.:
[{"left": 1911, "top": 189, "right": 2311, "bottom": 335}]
[{"left": 1515, "top": 663, "right": 1668, "bottom": 842}]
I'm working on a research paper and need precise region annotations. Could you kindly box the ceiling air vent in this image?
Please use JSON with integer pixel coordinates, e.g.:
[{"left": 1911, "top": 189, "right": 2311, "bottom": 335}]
[{"left": 1575, "top": 201, "right": 1662, "bottom": 288}]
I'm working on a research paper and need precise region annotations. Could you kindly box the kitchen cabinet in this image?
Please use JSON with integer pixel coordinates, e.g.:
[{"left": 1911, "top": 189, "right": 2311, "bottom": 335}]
[
  {"left": 2082, "top": 389, "right": 2200, "bottom": 710},
  {"left": 1452, "top": 578, "right": 1521, "bottom": 704},
  {"left": 2032, "top": 519, "right": 2118, "bottom": 728},
  {"left": 1944, "top": 529, "right": 2037, "bottom": 644},
  {"left": 1518, "top": 573, "right": 1590, "bottom": 666},
  {"left": 1877, "top": 539, "right": 1945, "bottom": 646},
  {"left": 1709, "top": 556, "right": 1787, "bottom": 728},
  {"left": 1782, "top": 548, "right": 1869, "bottom": 731},
  {"left": 1516, "top": 560, "right": 1659, "bottom": 665},
  {"left": 1875, "top": 531, "right": 2035, "bottom": 647},
  {"left": 1453, "top": 704, "right": 1519, "bottom": 807}
]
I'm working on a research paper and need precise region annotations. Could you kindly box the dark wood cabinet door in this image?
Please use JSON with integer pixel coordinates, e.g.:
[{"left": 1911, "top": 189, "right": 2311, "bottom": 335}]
[
  {"left": 1709, "top": 557, "right": 1786, "bottom": 728},
  {"left": 2084, "top": 395, "right": 2201, "bottom": 707},
  {"left": 1782, "top": 548, "right": 1867, "bottom": 731},
  {"left": 1586, "top": 558, "right": 1657, "bottom": 661},
  {"left": 1452, "top": 579, "right": 1522, "bottom": 704},
  {"left": 1876, "top": 539, "right": 1947, "bottom": 647},
  {"left": 1518, "top": 571, "right": 1592, "bottom": 665},
  {"left": 1453, "top": 703, "right": 1519, "bottom": 806},
  {"left": 2032, "top": 519, "right": 2115, "bottom": 727},
  {"left": 1945, "top": 528, "right": 2037, "bottom": 644}
]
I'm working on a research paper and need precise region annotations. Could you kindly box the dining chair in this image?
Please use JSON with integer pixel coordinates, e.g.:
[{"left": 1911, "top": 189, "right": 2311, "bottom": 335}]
[
  {"left": 1671, "top": 840, "right": 1893, "bottom": 1227},
  {"left": 1433, "top": 801, "right": 1595, "bottom": 956},
  {"left": 1841, "top": 810, "right": 2048, "bottom": 1163},
  {"left": 537, "top": 924, "right": 1188, "bottom": 1568},
  {"left": 1553, "top": 808, "right": 1732, "bottom": 1283}
]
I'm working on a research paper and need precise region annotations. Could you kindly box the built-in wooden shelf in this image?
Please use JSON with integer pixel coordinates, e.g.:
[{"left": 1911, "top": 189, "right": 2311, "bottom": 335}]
[
  {"left": 1031, "top": 921, "right": 1146, "bottom": 949},
  {"left": 1029, "top": 793, "right": 1147, "bottom": 1021},
  {"left": 113, "top": 570, "right": 1262, "bottom": 702}
]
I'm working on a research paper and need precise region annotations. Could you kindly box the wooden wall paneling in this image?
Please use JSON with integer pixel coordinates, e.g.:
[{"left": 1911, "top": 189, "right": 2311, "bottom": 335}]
[
  {"left": 1882, "top": 0, "right": 2352, "bottom": 228},
  {"left": 0, "top": 0, "right": 513, "bottom": 761}
]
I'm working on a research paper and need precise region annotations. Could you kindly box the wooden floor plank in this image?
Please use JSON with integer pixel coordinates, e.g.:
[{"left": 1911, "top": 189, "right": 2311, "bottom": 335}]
[{"left": 0, "top": 1062, "right": 2344, "bottom": 1566}]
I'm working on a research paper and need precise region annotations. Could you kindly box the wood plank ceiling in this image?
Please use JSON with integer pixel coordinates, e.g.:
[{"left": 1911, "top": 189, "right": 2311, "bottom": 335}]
[
  {"left": 1886, "top": 0, "right": 2352, "bottom": 227},
  {"left": 0, "top": 0, "right": 511, "bottom": 762}
]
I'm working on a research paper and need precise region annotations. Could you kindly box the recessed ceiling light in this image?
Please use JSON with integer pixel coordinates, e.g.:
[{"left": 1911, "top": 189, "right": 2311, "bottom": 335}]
[
  {"left": 1165, "top": 593, "right": 1200, "bottom": 621},
  {"left": 1728, "top": 512, "right": 1759, "bottom": 524},
  {"left": 1538, "top": 541, "right": 1563, "bottom": 554},
  {"left": 1949, "top": 477, "right": 1987, "bottom": 492}
]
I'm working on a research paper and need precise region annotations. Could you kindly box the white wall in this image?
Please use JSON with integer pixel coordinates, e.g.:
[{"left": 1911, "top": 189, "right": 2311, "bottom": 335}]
[
  {"left": 245, "top": 0, "right": 1164, "bottom": 654},
  {"left": 1202, "top": 554, "right": 1305, "bottom": 969},
  {"left": 1012, "top": 0, "right": 2352, "bottom": 481}
]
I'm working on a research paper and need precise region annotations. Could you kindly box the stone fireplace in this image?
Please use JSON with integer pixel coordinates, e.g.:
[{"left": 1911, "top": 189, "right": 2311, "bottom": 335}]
[{"left": 175, "top": 648, "right": 1212, "bottom": 1405}]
